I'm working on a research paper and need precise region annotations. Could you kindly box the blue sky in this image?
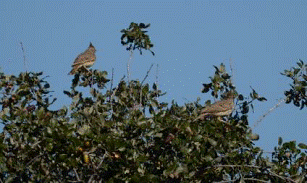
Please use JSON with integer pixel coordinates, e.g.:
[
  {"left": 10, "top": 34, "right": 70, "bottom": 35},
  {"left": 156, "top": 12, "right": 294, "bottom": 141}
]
[{"left": 1, "top": 1, "right": 306, "bottom": 153}]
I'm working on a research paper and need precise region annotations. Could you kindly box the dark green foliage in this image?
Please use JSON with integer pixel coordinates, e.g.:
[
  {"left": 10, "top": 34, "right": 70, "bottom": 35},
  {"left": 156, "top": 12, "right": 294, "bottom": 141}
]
[
  {"left": 121, "top": 22, "right": 155, "bottom": 56},
  {"left": 0, "top": 22, "right": 306, "bottom": 182},
  {"left": 272, "top": 139, "right": 307, "bottom": 182},
  {"left": 282, "top": 59, "right": 307, "bottom": 109},
  {"left": 0, "top": 66, "right": 306, "bottom": 182}
]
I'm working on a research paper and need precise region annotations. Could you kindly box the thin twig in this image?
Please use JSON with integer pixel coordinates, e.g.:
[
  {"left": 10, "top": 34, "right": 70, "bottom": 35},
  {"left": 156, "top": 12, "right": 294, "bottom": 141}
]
[
  {"left": 74, "top": 168, "right": 81, "bottom": 182},
  {"left": 252, "top": 62, "right": 306, "bottom": 129},
  {"left": 88, "top": 161, "right": 104, "bottom": 183},
  {"left": 252, "top": 98, "right": 285, "bottom": 130},
  {"left": 96, "top": 152, "right": 107, "bottom": 169},
  {"left": 110, "top": 68, "right": 114, "bottom": 95},
  {"left": 155, "top": 64, "right": 160, "bottom": 101},
  {"left": 229, "top": 57, "right": 235, "bottom": 86},
  {"left": 109, "top": 75, "right": 125, "bottom": 114},
  {"left": 209, "top": 164, "right": 261, "bottom": 169},
  {"left": 20, "top": 42, "right": 28, "bottom": 72},
  {"left": 90, "top": 70, "right": 93, "bottom": 88},
  {"left": 88, "top": 175, "right": 94, "bottom": 183},
  {"left": 127, "top": 51, "right": 133, "bottom": 82},
  {"left": 268, "top": 169, "right": 296, "bottom": 183},
  {"left": 141, "top": 64, "right": 154, "bottom": 86},
  {"left": 111, "top": 75, "right": 125, "bottom": 100},
  {"left": 155, "top": 63, "right": 159, "bottom": 88},
  {"left": 26, "top": 153, "right": 44, "bottom": 166},
  {"left": 108, "top": 67, "right": 115, "bottom": 107},
  {"left": 242, "top": 178, "right": 269, "bottom": 182},
  {"left": 213, "top": 180, "right": 235, "bottom": 183},
  {"left": 139, "top": 64, "right": 154, "bottom": 109},
  {"left": 127, "top": 51, "right": 134, "bottom": 98}
]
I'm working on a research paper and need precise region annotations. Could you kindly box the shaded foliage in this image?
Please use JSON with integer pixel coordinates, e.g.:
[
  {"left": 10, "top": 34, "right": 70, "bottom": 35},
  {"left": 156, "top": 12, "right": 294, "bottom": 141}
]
[
  {"left": 0, "top": 22, "right": 306, "bottom": 182},
  {"left": 121, "top": 22, "right": 155, "bottom": 56},
  {"left": 0, "top": 66, "right": 306, "bottom": 182},
  {"left": 282, "top": 59, "right": 307, "bottom": 110}
]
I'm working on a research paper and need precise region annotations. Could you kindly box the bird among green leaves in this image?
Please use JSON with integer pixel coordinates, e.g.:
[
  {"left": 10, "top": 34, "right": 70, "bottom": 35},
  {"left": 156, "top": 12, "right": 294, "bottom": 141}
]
[{"left": 196, "top": 91, "right": 237, "bottom": 121}]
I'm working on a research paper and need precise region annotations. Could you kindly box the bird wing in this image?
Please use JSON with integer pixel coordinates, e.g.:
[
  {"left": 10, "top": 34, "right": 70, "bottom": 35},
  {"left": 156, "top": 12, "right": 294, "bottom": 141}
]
[
  {"left": 202, "top": 99, "right": 233, "bottom": 113},
  {"left": 72, "top": 50, "right": 91, "bottom": 67}
]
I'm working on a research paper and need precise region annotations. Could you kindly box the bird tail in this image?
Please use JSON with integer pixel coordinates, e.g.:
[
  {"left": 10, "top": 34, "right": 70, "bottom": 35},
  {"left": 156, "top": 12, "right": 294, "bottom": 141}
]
[
  {"left": 194, "top": 113, "right": 207, "bottom": 122},
  {"left": 68, "top": 67, "right": 77, "bottom": 75}
]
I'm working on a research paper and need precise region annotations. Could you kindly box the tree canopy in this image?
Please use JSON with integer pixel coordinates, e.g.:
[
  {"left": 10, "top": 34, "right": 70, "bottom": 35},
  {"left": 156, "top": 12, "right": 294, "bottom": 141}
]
[{"left": 0, "top": 22, "right": 306, "bottom": 183}]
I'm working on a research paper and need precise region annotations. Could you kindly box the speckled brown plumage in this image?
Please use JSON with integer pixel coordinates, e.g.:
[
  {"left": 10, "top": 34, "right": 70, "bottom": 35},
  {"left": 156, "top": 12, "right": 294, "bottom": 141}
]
[
  {"left": 196, "top": 91, "right": 236, "bottom": 121},
  {"left": 69, "top": 42, "right": 96, "bottom": 75}
]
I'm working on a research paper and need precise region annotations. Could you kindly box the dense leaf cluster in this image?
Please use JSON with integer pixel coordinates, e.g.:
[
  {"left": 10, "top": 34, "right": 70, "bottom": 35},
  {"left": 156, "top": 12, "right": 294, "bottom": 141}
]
[
  {"left": 0, "top": 22, "right": 306, "bottom": 183},
  {"left": 120, "top": 22, "right": 155, "bottom": 56},
  {"left": 0, "top": 66, "right": 306, "bottom": 182},
  {"left": 282, "top": 60, "right": 307, "bottom": 109}
]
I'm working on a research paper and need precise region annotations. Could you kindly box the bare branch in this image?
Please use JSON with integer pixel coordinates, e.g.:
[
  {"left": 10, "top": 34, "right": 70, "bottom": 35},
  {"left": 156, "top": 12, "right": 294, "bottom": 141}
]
[
  {"left": 141, "top": 63, "right": 154, "bottom": 86},
  {"left": 20, "top": 41, "right": 28, "bottom": 72},
  {"left": 268, "top": 169, "right": 297, "bottom": 183},
  {"left": 26, "top": 153, "right": 44, "bottom": 166},
  {"left": 74, "top": 168, "right": 81, "bottom": 182},
  {"left": 252, "top": 98, "right": 285, "bottom": 130}
]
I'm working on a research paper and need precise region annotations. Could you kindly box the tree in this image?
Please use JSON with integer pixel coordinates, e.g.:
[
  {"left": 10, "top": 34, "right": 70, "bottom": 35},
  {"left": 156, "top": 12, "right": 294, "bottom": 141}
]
[{"left": 0, "top": 22, "right": 306, "bottom": 183}]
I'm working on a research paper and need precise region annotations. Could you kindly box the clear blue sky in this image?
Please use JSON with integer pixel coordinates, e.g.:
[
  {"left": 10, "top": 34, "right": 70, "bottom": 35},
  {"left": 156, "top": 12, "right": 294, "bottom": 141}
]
[{"left": 1, "top": 1, "right": 306, "bottom": 153}]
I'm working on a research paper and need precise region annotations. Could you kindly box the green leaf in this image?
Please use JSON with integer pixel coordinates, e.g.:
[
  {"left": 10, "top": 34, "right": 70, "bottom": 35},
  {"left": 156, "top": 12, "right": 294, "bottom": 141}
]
[
  {"left": 46, "top": 143, "right": 53, "bottom": 151},
  {"left": 63, "top": 90, "right": 72, "bottom": 97},
  {"left": 257, "top": 97, "right": 267, "bottom": 101},
  {"left": 44, "top": 83, "right": 50, "bottom": 88},
  {"left": 250, "top": 88, "right": 258, "bottom": 99},
  {"left": 298, "top": 143, "right": 307, "bottom": 149},
  {"left": 153, "top": 83, "right": 157, "bottom": 90},
  {"left": 78, "top": 124, "right": 91, "bottom": 135},
  {"left": 155, "top": 133, "right": 163, "bottom": 138},
  {"left": 204, "top": 155, "right": 213, "bottom": 161},
  {"left": 47, "top": 127, "right": 52, "bottom": 135},
  {"left": 297, "top": 60, "right": 303, "bottom": 67},
  {"left": 293, "top": 68, "right": 300, "bottom": 75},
  {"left": 59, "top": 154, "right": 67, "bottom": 160},
  {"left": 208, "top": 138, "right": 217, "bottom": 146},
  {"left": 149, "top": 105, "right": 154, "bottom": 114},
  {"left": 278, "top": 137, "right": 283, "bottom": 146}
]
